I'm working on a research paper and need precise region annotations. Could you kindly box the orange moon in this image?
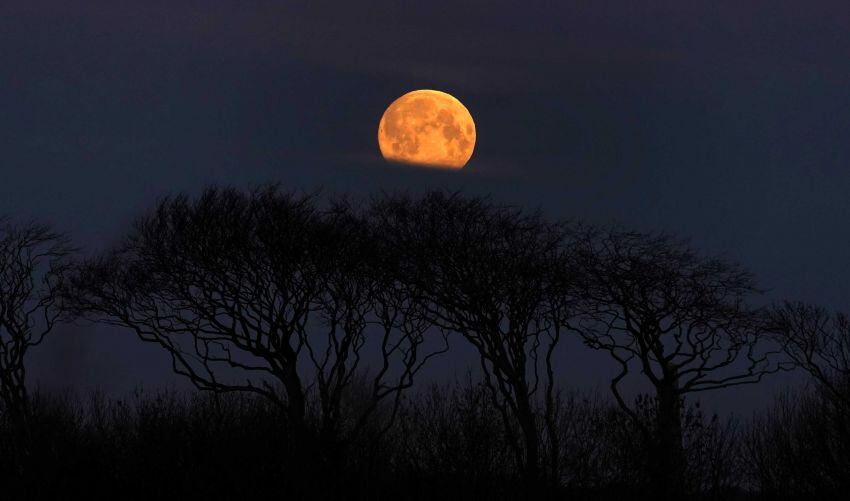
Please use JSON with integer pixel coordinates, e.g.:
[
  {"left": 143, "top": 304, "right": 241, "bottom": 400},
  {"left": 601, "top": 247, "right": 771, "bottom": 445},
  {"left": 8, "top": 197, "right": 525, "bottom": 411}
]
[{"left": 378, "top": 90, "right": 476, "bottom": 169}]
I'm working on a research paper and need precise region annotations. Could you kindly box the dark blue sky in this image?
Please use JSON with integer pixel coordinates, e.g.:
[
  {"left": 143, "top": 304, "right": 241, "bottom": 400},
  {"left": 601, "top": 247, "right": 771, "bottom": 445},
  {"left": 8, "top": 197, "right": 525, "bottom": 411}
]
[{"left": 2, "top": 0, "right": 848, "bottom": 414}]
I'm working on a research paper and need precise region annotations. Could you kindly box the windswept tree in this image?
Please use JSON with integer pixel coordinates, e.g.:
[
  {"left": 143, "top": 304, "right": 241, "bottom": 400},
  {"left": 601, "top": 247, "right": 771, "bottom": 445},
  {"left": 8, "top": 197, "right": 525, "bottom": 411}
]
[
  {"left": 0, "top": 218, "right": 73, "bottom": 419},
  {"left": 566, "top": 228, "right": 780, "bottom": 498},
  {"left": 368, "top": 192, "right": 573, "bottom": 484},
  {"left": 767, "top": 302, "right": 850, "bottom": 411},
  {"left": 67, "top": 187, "right": 443, "bottom": 457},
  {"left": 307, "top": 199, "right": 447, "bottom": 455},
  {"left": 746, "top": 301, "right": 850, "bottom": 501}
]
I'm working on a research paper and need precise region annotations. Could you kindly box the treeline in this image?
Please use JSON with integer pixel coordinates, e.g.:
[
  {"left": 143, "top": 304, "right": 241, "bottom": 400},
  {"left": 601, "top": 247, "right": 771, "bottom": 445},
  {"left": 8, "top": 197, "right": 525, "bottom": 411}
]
[{"left": 0, "top": 187, "right": 848, "bottom": 499}]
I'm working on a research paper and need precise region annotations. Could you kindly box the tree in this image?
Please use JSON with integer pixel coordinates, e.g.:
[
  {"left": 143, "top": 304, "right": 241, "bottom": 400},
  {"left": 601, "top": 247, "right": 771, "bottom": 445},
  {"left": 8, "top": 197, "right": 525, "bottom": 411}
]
[
  {"left": 306, "top": 198, "right": 447, "bottom": 460},
  {"left": 565, "top": 227, "right": 780, "bottom": 498},
  {"left": 0, "top": 218, "right": 72, "bottom": 419},
  {"left": 67, "top": 187, "right": 443, "bottom": 463},
  {"left": 368, "top": 192, "right": 571, "bottom": 485},
  {"left": 767, "top": 301, "right": 850, "bottom": 412}
]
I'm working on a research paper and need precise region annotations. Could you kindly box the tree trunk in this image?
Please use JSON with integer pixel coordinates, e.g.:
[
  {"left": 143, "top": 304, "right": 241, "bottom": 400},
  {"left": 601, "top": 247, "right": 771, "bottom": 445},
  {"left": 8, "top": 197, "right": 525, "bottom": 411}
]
[
  {"left": 280, "top": 368, "right": 313, "bottom": 495},
  {"left": 0, "top": 367, "right": 31, "bottom": 422},
  {"left": 653, "top": 377, "right": 685, "bottom": 500},
  {"left": 282, "top": 369, "right": 308, "bottom": 437},
  {"left": 514, "top": 386, "right": 540, "bottom": 487},
  {"left": 1, "top": 371, "right": 33, "bottom": 482}
]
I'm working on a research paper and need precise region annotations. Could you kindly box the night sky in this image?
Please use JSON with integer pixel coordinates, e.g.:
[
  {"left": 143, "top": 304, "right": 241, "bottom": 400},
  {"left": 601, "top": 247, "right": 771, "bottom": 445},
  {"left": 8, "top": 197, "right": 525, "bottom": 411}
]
[{"left": 2, "top": 1, "right": 849, "bottom": 415}]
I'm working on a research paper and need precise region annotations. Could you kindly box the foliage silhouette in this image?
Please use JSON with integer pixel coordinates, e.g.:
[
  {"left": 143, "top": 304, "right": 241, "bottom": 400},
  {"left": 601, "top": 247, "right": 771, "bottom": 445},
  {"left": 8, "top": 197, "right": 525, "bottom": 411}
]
[
  {"left": 746, "top": 384, "right": 850, "bottom": 499},
  {"left": 0, "top": 380, "right": 752, "bottom": 500}
]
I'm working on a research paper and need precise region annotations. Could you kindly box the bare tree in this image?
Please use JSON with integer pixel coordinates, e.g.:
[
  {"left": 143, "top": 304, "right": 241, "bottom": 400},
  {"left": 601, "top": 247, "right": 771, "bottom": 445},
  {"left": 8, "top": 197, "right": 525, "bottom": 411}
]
[
  {"left": 368, "top": 192, "right": 571, "bottom": 485},
  {"left": 306, "top": 199, "right": 447, "bottom": 459},
  {"left": 0, "top": 218, "right": 72, "bottom": 419},
  {"left": 565, "top": 227, "right": 780, "bottom": 498},
  {"left": 767, "top": 301, "right": 850, "bottom": 411},
  {"left": 67, "top": 187, "right": 442, "bottom": 458}
]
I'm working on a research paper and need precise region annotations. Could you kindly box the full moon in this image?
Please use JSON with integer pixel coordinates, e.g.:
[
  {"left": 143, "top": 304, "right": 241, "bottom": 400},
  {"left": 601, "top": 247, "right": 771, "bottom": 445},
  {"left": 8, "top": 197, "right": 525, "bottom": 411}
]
[{"left": 378, "top": 89, "right": 476, "bottom": 169}]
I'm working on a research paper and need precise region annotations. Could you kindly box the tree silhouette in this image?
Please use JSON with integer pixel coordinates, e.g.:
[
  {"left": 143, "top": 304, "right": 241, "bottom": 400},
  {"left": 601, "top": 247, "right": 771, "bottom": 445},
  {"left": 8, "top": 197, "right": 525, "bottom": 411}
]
[
  {"left": 748, "top": 302, "right": 850, "bottom": 498},
  {"left": 306, "top": 198, "right": 447, "bottom": 461},
  {"left": 368, "top": 192, "right": 571, "bottom": 485},
  {"left": 4, "top": 187, "right": 845, "bottom": 497},
  {"left": 67, "top": 187, "right": 444, "bottom": 466},
  {"left": 0, "top": 218, "right": 72, "bottom": 420},
  {"left": 565, "top": 227, "right": 781, "bottom": 498},
  {"left": 767, "top": 301, "right": 850, "bottom": 411}
]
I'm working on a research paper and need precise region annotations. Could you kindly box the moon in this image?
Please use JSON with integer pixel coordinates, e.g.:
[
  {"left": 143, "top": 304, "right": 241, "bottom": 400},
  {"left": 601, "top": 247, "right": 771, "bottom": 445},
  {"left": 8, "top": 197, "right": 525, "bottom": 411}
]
[{"left": 378, "top": 90, "right": 476, "bottom": 169}]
